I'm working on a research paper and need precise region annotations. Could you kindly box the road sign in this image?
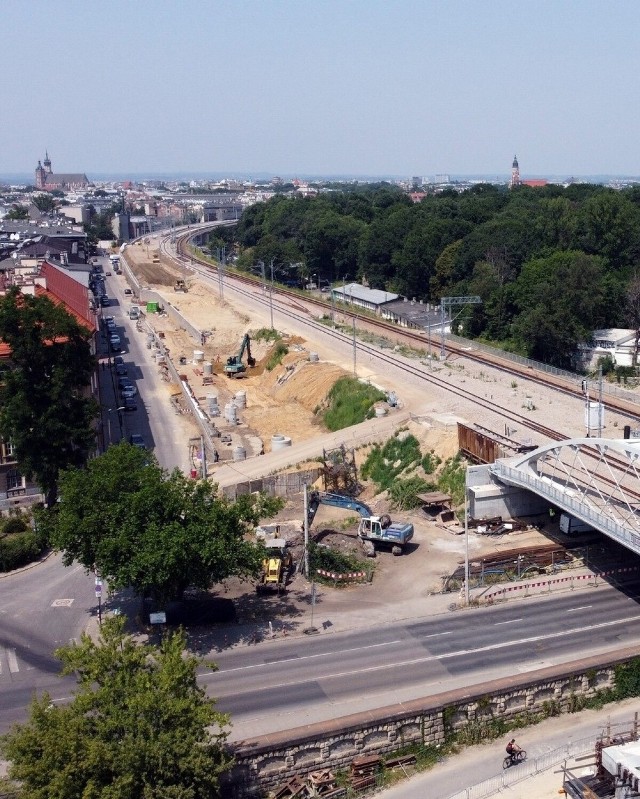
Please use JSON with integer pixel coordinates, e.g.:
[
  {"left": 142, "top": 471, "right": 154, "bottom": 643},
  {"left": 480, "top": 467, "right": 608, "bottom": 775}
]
[
  {"left": 95, "top": 581, "right": 103, "bottom": 598},
  {"left": 149, "top": 612, "right": 166, "bottom": 625}
]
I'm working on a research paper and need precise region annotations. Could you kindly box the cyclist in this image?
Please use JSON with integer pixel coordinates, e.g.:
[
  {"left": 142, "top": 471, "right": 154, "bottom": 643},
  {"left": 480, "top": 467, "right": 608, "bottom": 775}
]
[{"left": 506, "top": 738, "right": 522, "bottom": 763}]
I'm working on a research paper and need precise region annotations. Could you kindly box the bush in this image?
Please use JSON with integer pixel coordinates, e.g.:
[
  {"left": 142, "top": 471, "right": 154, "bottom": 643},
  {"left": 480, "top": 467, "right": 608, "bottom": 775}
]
[
  {"left": 421, "top": 451, "right": 441, "bottom": 475},
  {"left": 0, "top": 531, "right": 44, "bottom": 572},
  {"left": 308, "top": 541, "right": 369, "bottom": 578},
  {"left": 253, "top": 328, "right": 282, "bottom": 343},
  {"left": 361, "top": 432, "right": 422, "bottom": 492},
  {"left": 322, "top": 377, "right": 386, "bottom": 431},
  {"left": 437, "top": 454, "right": 467, "bottom": 506},
  {"left": 389, "top": 477, "right": 435, "bottom": 510}
]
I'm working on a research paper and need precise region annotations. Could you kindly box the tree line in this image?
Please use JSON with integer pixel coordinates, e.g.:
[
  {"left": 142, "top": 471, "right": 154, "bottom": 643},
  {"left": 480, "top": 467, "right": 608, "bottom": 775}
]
[{"left": 224, "top": 183, "right": 640, "bottom": 369}]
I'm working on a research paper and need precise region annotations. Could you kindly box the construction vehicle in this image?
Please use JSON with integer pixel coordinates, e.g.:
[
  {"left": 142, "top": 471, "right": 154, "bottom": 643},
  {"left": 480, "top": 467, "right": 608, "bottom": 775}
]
[
  {"left": 307, "top": 491, "right": 414, "bottom": 555},
  {"left": 174, "top": 279, "right": 187, "bottom": 292},
  {"left": 256, "top": 539, "right": 293, "bottom": 594},
  {"left": 224, "top": 333, "right": 256, "bottom": 377}
]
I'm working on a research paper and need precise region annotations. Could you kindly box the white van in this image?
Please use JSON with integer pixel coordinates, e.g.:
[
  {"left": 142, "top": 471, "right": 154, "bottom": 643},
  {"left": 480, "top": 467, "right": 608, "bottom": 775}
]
[{"left": 129, "top": 305, "right": 140, "bottom": 320}]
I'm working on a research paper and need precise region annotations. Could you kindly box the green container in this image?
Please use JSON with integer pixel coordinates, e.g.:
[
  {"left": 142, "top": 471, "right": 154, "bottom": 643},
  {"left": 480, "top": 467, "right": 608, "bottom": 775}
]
[{"left": 146, "top": 302, "right": 159, "bottom": 314}]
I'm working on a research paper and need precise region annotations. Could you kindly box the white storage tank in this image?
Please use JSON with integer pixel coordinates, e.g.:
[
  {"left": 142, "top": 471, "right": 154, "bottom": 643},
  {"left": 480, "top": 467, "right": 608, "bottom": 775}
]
[
  {"left": 203, "top": 361, "right": 213, "bottom": 375},
  {"left": 232, "top": 446, "right": 246, "bottom": 461},
  {"left": 193, "top": 349, "right": 204, "bottom": 362},
  {"left": 271, "top": 434, "right": 292, "bottom": 451},
  {"left": 375, "top": 405, "right": 387, "bottom": 417},
  {"left": 224, "top": 402, "right": 237, "bottom": 424},
  {"left": 309, "top": 352, "right": 319, "bottom": 362},
  {"left": 234, "top": 390, "right": 247, "bottom": 408}
]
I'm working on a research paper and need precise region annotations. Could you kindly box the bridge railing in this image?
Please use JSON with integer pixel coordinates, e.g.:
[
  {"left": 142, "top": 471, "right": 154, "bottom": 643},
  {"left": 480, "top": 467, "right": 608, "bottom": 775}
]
[{"left": 491, "top": 462, "right": 640, "bottom": 552}]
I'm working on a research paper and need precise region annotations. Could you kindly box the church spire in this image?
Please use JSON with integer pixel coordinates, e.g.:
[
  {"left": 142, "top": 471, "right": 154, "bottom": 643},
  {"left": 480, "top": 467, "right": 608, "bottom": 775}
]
[
  {"left": 44, "top": 150, "right": 52, "bottom": 173},
  {"left": 510, "top": 154, "right": 520, "bottom": 188}
]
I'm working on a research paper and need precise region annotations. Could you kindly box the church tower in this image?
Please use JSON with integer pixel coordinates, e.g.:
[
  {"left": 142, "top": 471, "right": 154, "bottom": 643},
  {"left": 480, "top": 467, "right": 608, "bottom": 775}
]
[
  {"left": 43, "top": 150, "right": 52, "bottom": 174},
  {"left": 510, "top": 155, "right": 520, "bottom": 188},
  {"left": 35, "top": 160, "right": 46, "bottom": 189}
]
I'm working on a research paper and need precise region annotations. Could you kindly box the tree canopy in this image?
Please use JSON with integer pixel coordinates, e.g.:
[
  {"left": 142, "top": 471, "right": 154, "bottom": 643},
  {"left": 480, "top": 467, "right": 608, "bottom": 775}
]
[
  {"left": 0, "top": 617, "right": 231, "bottom": 799},
  {"left": 49, "top": 443, "right": 282, "bottom": 603},
  {"left": 0, "top": 287, "right": 97, "bottom": 506},
  {"left": 228, "top": 182, "right": 639, "bottom": 367}
]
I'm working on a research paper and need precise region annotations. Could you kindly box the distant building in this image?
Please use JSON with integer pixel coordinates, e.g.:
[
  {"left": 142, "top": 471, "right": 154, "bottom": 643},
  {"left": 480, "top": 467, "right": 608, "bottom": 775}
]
[
  {"left": 510, "top": 155, "right": 520, "bottom": 188},
  {"left": 35, "top": 151, "right": 90, "bottom": 191},
  {"left": 510, "top": 155, "right": 548, "bottom": 189}
]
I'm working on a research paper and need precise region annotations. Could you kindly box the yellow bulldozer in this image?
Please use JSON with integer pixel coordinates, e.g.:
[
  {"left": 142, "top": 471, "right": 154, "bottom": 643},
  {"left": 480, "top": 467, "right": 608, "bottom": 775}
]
[{"left": 256, "top": 539, "right": 293, "bottom": 595}]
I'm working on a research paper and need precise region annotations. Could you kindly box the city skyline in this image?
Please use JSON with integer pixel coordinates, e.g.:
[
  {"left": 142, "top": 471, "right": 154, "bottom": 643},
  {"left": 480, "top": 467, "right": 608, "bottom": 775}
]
[{"left": 3, "top": 0, "right": 640, "bottom": 178}]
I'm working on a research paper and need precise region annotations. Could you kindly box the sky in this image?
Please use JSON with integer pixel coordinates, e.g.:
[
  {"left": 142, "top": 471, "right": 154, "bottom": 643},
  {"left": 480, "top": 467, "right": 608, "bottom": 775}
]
[{"left": 3, "top": 0, "right": 640, "bottom": 180}]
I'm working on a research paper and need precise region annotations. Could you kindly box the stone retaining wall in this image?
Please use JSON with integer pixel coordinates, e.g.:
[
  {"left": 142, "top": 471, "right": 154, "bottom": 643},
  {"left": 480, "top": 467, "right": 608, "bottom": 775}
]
[{"left": 222, "top": 648, "right": 635, "bottom": 797}]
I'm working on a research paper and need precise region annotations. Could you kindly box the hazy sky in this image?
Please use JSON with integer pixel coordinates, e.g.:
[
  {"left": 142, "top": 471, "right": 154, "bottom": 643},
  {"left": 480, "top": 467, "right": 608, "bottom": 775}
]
[{"left": 3, "top": 0, "right": 639, "bottom": 179}]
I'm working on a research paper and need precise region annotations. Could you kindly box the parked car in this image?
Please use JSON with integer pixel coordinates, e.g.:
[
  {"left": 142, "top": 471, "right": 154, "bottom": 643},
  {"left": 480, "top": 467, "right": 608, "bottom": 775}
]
[
  {"left": 124, "top": 288, "right": 133, "bottom": 296},
  {"left": 129, "top": 433, "right": 145, "bottom": 449},
  {"left": 109, "top": 334, "right": 121, "bottom": 351},
  {"left": 105, "top": 319, "right": 116, "bottom": 331},
  {"left": 105, "top": 270, "right": 112, "bottom": 276},
  {"left": 100, "top": 296, "right": 110, "bottom": 307},
  {"left": 120, "top": 387, "right": 136, "bottom": 400},
  {"left": 115, "top": 364, "right": 128, "bottom": 376},
  {"left": 117, "top": 376, "right": 132, "bottom": 390},
  {"left": 123, "top": 397, "right": 137, "bottom": 412},
  {"left": 113, "top": 355, "right": 124, "bottom": 365}
]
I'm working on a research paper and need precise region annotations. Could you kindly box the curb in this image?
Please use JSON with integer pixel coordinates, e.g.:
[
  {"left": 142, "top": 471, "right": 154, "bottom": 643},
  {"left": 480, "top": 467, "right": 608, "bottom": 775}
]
[{"left": 0, "top": 548, "right": 54, "bottom": 579}]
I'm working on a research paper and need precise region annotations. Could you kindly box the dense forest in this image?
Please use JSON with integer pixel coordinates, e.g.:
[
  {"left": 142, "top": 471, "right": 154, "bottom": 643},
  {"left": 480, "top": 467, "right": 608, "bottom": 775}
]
[{"left": 215, "top": 183, "right": 640, "bottom": 370}]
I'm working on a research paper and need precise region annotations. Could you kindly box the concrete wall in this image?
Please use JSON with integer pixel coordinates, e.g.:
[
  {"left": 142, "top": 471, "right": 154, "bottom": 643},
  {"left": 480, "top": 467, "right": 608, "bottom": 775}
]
[
  {"left": 223, "top": 649, "right": 629, "bottom": 797},
  {"left": 468, "top": 463, "right": 548, "bottom": 520}
]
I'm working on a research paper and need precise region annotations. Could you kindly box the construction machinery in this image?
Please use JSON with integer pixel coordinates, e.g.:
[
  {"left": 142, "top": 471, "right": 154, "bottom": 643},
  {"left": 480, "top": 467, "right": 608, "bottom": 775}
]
[
  {"left": 174, "top": 279, "right": 187, "bottom": 292},
  {"left": 307, "top": 491, "right": 414, "bottom": 555},
  {"left": 256, "top": 539, "right": 293, "bottom": 594},
  {"left": 224, "top": 333, "right": 256, "bottom": 377}
]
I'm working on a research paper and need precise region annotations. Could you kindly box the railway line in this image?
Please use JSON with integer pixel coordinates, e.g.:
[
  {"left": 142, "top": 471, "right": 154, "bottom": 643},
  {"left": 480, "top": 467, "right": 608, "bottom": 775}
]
[
  {"left": 173, "top": 228, "right": 640, "bottom": 421},
  {"left": 163, "top": 229, "right": 640, "bottom": 512}
]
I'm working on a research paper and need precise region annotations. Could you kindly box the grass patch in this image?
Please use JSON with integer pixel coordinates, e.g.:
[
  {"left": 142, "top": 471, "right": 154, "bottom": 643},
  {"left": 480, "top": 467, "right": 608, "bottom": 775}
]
[
  {"left": 322, "top": 377, "right": 386, "bottom": 431},
  {"left": 265, "top": 342, "right": 289, "bottom": 371},
  {"left": 361, "top": 430, "right": 422, "bottom": 492}
]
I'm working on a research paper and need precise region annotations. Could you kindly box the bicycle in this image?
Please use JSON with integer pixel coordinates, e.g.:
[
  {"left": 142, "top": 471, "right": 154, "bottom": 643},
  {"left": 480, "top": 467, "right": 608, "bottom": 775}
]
[{"left": 503, "top": 750, "right": 527, "bottom": 769}]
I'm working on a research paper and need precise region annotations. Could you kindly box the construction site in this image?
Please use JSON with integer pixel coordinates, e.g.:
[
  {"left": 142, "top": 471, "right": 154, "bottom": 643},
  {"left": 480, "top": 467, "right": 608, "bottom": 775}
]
[{"left": 120, "top": 244, "right": 628, "bottom": 624}]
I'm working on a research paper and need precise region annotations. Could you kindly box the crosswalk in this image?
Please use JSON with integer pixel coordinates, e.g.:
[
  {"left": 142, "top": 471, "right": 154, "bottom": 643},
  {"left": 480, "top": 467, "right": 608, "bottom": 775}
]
[{"left": 0, "top": 646, "right": 21, "bottom": 676}]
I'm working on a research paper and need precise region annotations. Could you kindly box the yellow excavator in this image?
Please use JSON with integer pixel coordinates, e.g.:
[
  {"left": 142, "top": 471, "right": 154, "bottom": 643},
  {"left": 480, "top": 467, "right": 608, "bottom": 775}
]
[{"left": 256, "top": 539, "right": 293, "bottom": 595}]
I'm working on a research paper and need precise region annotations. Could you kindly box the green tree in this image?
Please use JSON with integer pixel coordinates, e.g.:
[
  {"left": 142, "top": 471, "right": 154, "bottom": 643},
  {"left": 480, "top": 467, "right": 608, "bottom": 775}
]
[
  {"left": 0, "top": 617, "right": 231, "bottom": 799},
  {"left": 511, "top": 250, "right": 608, "bottom": 368},
  {"left": 6, "top": 204, "right": 29, "bottom": 220},
  {"left": 49, "top": 443, "right": 282, "bottom": 603},
  {"left": 32, "top": 193, "right": 57, "bottom": 214},
  {"left": 0, "top": 288, "right": 97, "bottom": 506}
]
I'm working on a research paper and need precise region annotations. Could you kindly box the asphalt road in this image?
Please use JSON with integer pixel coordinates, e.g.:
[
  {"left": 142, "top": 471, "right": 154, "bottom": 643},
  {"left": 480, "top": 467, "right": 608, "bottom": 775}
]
[
  {"left": 0, "top": 553, "right": 96, "bottom": 733},
  {"left": 99, "top": 264, "right": 191, "bottom": 473},
  {"left": 201, "top": 583, "right": 640, "bottom": 741}
]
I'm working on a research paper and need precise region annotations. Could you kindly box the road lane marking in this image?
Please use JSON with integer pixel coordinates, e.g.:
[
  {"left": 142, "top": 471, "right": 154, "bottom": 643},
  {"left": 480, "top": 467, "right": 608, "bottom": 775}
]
[
  {"left": 494, "top": 619, "right": 523, "bottom": 625},
  {"left": 201, "top": 638, "right": 405, "bottom": 675},
  {"left": 423, "top": 631, "right": 452, "bottom": 638},
  {"left": 566, "top": 606, "right": 592, "bottom": 613},
  {"left": 202, "top": 613, "right": 640, "bottom": 691},
  {"left": 7, "top": 649, "right": 19, "bottom": 673}
]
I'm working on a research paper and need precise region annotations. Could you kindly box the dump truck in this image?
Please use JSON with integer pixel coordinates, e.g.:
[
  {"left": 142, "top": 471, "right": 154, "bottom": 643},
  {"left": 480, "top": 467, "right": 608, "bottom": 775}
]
[
  {"left": 256, "top": 539, "right": 293, "bottom": 594},
  {"left": 174, "top": 279, "right": 187, "bottom": 292},
  {"left": 224, "top": 333, "right": 256, "bottom": 377},
  {"left": 307, "top": 491, "right": 414, "bottom": 555}
]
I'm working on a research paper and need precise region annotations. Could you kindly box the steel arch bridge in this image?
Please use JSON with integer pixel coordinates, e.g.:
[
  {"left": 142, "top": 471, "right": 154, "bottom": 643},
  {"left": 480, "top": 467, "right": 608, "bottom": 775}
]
[{"left": 490, "top": 438, "right": 640, "bottom": 555}]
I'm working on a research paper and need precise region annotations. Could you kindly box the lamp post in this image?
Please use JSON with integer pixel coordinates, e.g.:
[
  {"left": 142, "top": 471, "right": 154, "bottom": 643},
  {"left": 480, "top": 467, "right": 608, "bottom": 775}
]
[
  {"left": 269, "top": 258, "right": 275, "bottom": 330},
  {"left": 107, "top": 406, "right": 126, "bottom": 445},
  {"left": 464, "top": 469, "right": 470, "bottom": 607}
]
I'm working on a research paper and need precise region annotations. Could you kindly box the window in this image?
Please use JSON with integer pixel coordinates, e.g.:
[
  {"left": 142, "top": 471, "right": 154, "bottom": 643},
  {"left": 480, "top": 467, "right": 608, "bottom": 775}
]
[{"left": 6, "top": 469, "right": 23, "bottom": 491}]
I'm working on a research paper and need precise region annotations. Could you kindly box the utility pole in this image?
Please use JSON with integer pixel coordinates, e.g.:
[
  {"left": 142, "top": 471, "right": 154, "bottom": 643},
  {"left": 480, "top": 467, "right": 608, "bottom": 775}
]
[
  {"left": 303, "top": 484, "right": 309, "bottom": 579},
  {"left": 464, "top": 470, "right": 470, "bottom": 607},
  {"left": 269, "top": 258, "right": 275, "bottom": 330},
  {"left": 439, "top": 296, "right": 482, "bottom": 359},
  {"left": 598, "top": 365, "right": 603, "bottom": 438},
  {"left": 216, "top": 246, "right": 225, "bottom": 300},
  {"left": 200, "top": 435, "right": 207, "bottom": 479},
  {"left": 352, "top": 315, "right": 357, "bottom": 376}
]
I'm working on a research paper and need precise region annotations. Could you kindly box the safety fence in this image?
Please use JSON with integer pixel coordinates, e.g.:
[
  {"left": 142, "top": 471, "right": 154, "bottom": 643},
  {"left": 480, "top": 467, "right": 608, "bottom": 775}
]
[
  {"left": 445, "top": 734, "right": 597, "bottom": 799},
  {"left": 481, "top": 565, "right": 640, "bottom": 604},
  {"left": 316, "top": 569, "right": 368, "bottom": 583}
]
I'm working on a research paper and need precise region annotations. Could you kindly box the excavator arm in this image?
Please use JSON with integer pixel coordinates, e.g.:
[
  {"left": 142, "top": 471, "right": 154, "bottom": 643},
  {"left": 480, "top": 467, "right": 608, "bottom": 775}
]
[{"left": 307, "top": 491, "right": 373, "bottom": 528}]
